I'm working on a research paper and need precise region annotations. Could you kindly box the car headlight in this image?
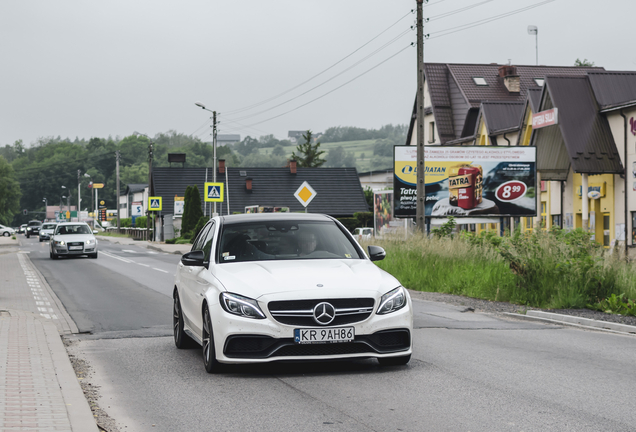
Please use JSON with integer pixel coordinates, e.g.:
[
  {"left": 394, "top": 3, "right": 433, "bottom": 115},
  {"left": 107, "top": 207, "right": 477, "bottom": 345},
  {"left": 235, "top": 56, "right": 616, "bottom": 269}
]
[
  {"left": 86, "top": 239, "right": 95, "bottom": 245},
  {"left": 54, "top": 240, "right": 65, "bottom": 246},
  {"left": 219, "top": 292, "right": 266, "bottom": 319},
  {"left": 27, "top": 227, "right": 32, "bottom": 231},
  {"left": 377, "top": 286, "right": 407, "bottom": 315}
]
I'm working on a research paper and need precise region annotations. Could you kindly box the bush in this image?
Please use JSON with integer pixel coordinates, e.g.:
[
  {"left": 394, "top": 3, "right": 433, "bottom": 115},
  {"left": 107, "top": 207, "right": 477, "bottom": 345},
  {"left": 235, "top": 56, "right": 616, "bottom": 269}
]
[
  {"left": 354, "top": 212, "right": 373, "bottom": 228},
  {"left": 120, "top": 218, "right": 132, "bottom": 228},
  {"left": 337, "top": 217, "right": 357, "bottom": 233},
  {"left": 134, "top": 216, "right": 147, "bottom": 228}
]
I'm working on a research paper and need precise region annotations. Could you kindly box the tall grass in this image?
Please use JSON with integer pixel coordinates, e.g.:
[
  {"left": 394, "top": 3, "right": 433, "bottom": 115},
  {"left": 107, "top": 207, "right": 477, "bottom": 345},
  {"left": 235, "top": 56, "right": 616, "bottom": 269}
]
[{"left": 370, "top": 227, "right": 636, "bottom": 310}]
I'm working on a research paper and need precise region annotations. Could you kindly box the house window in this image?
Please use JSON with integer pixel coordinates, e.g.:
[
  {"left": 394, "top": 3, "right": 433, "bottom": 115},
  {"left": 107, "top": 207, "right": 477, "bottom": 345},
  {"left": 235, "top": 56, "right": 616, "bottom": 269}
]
[
  {"left": 603, "top": 214, "right": 610, "bottom": 248},
  {"left": 513, "top": 217, "right": 521, "bottom": 232},
  {"left": 534, "top": 78, "right": 545, "bottom": 86},
  {"left": 119, "top": 203, "right": 126, "bottom": 209},
  {"left": 525, "top": 217, "right": 534, "bottom": 231},
  {"left": 551, "top": 214, "right": 561, "bottom": 228},
  {"left": 472, "top": 77, "right": 488, "bottom": 86},
  {"left": 428, "top": 122, "right": 435, "bottom": 143}
]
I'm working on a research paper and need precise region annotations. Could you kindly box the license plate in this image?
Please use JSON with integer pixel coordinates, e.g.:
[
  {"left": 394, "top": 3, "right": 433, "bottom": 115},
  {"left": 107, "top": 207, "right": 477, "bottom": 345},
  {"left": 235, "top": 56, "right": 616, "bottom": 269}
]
[
  {"left": 294, "top": 327, "right": 354, "bottom": 344},
  {"left": 69, "top": 246, "right": 83, "bottom": 250}
]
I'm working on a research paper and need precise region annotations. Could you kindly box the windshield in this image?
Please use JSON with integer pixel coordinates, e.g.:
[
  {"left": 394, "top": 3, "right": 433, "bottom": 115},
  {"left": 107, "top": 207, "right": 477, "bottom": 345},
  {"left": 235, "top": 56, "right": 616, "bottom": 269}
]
[
  {"left": 218, "top": 220, "right": 362, "bottom": 263},
  {"left": 28, "top": 221, "right": 41, "bottom": 226},
  {"left": 56, "top": 225, "right": 92, "bottom": 235},
  {"left": 42, "top": 224, "right": 57, "bottom": 230}
]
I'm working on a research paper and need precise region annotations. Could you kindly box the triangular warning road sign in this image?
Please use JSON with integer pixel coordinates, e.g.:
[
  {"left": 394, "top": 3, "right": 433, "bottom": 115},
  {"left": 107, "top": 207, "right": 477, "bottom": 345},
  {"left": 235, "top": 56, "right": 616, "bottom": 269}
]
[{"left": 208, "top": 186, "right": 220, "bottom": 198}]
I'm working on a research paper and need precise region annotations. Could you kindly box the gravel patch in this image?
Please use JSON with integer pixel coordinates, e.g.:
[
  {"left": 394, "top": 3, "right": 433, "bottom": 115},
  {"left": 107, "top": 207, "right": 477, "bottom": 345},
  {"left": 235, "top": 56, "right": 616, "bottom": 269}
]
[
  {"left": 64, "top": 338, "right": 121, "bottom": 432},
  {"left": 407, "top": 289, "right": 636, "bottom": 327}
]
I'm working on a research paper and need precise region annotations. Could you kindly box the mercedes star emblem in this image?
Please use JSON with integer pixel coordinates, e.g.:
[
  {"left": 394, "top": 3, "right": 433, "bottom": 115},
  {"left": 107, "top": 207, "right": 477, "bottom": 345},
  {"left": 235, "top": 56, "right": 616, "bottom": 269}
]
[{"left": 313, "top": 302, "right": 336, "bottom": 325}]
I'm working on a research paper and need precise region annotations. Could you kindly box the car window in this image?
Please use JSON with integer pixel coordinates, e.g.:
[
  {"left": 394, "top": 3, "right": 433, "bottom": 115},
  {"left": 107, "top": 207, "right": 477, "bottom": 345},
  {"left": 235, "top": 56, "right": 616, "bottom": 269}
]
[
  {"left": 43, "top": 224, "right": 57, "bottom": 230},
  {"left": 202, "top": 222, "right": 216, "bottom": 262},
  {"left": 191, "top": 223, "right": 212, "bottom": 252},
  {"left": 56, "top": 225, "right": 91, "bottom": 235},
  {"left": 217, "top": 220, "right": 363, "bottom": 263}
]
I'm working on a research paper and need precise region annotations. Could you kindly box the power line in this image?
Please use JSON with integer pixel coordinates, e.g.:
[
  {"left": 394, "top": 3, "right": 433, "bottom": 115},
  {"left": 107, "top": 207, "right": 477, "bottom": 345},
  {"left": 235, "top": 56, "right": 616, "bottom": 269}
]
[
  {"left": 226, "top": 28, "right": 413, "bottom": 124},
  {"left": 222, "top": 10, "right": 414, "bottom": 116},
  {"left": 429, "top": 0, "right": 556, "bottom": 39},
  {"left": 241, "top": 44, "right": 412, "bottom": 129},
  {"left": 428, "top": 0, "right": 495, "bottom": 20}
]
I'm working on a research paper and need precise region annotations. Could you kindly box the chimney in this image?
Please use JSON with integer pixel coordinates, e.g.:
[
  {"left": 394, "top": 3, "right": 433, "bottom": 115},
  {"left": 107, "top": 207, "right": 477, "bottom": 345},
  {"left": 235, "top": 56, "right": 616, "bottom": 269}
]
[
  {"left": 289, "top": 159, "right": 297, "bottom": 175},
  {"left": 245, "top": 177, "right": 253, "bottom": 192},
  {"left": 498, "top": 65, "right": 520, "bottom": 93},
  {"left": 218, "top": 159, "right": 225, "bottom": 174}
]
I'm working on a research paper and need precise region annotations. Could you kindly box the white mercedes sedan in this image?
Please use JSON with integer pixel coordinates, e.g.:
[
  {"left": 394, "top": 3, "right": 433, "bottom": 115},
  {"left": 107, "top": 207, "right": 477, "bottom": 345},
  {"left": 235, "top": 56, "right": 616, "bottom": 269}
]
[{"left": 173, "top": 213, "right": 412, "bottom": 373}]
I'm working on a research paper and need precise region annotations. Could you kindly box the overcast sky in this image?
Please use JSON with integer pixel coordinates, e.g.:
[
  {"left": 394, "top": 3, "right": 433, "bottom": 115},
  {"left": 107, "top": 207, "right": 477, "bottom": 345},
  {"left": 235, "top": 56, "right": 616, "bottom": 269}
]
[{"left": 1, "top": 0, "right": 634, "bottom": 148}]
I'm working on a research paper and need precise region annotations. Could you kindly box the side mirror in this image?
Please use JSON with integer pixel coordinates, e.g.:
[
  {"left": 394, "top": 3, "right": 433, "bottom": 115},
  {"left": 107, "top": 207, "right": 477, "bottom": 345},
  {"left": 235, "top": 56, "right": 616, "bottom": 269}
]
[
  {"left": 181, "top": 250, "right": 206, "bottom": 266},
  {"left": 367, "top": 245, "right": 386, "bottom": 262}
]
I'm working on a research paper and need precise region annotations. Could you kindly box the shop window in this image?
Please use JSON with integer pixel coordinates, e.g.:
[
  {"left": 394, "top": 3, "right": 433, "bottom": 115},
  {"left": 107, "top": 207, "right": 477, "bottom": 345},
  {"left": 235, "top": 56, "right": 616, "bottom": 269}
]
[
  {"left": 551, "top": 215, "right": 561, "bottom": 228},
  {"left": 540, "top": 202, "right": 547, "bottom": 229},
  {"left": 428, "top": 122, "right": 435, "bottom": 143}
]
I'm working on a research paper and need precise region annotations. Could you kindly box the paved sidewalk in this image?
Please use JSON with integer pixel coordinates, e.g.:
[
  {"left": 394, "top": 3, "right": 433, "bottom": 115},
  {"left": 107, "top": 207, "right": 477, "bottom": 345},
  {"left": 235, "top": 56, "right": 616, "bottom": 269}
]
[{"left": 0, "top": 248, "right": 98, "bottom": 432}]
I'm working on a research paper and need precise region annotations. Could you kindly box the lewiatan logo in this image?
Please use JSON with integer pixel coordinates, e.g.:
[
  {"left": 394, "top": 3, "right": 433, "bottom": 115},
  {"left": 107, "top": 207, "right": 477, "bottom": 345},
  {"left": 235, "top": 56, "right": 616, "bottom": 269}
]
[{"left": 400, "top": 166, "right": 447, "bottom": 174}]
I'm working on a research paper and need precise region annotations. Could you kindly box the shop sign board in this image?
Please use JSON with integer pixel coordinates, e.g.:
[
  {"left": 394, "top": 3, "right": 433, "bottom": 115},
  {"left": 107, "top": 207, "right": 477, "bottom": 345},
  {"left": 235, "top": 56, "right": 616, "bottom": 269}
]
[
  {"left": 393, "top": 145, "right": 537, "bottom": 218},
  {"left": 532, "top": 108, "right": 558, "bottom": 129},
  {"left": 174, "top": 196, "right": 184, "bottom": 215}
]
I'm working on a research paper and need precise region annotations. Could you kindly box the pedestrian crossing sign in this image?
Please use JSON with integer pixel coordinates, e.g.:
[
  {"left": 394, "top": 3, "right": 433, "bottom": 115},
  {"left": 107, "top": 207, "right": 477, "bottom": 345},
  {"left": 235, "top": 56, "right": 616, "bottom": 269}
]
[
  {"left": 148, "top": 196, "right": 162, "bottom": 211},
  {"left": 205, "top": 182, "right": 224, "bottom": 202}
]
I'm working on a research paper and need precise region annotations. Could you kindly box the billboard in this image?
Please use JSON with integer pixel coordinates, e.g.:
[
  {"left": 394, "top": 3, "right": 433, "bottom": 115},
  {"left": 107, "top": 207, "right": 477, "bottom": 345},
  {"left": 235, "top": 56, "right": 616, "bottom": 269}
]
[
  {"left": 373, "top": 191, "right": 393, "bottom": 237},
  {"left": 394, "top": 145, "right": 536, "bottom": 217}
]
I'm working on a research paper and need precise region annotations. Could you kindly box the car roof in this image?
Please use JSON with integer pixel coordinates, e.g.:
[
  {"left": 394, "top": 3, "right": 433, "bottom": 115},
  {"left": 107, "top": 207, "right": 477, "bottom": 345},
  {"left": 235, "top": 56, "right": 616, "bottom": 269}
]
[
  {"left": 220, "top": 213, "right": 334, "bottom": 226},
  {"left": 56, "top": 222, "right": 89, "bottom": 226}
]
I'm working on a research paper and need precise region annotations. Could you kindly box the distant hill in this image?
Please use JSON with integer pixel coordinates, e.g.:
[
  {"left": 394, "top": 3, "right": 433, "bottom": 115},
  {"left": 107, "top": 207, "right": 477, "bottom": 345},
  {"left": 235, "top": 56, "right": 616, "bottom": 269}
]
[{"left": 256, "top": 139, "right": 393, "bottom": 172}]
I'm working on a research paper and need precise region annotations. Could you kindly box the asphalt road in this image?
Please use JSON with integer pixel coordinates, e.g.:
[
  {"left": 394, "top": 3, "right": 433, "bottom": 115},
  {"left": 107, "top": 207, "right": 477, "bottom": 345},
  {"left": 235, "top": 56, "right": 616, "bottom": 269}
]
[{"left": 22, "top": 236, "right": 636, "bottom": 432}]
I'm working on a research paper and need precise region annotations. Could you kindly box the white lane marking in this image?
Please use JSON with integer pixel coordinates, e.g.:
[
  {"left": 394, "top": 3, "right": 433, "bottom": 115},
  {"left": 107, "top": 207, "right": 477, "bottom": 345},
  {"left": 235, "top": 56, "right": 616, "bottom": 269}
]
[
  {"left": 148, "top": 251, "right": 158, "bottom": 254},
  {"left": 101, "top": 251, "right": 134, "bottom": 263},
  {"left": 122, "top": 249, "right": 137, "bottom": 253},
  {"left": 153, "top": 268, "right": 169, "bottom": 273},
  {"left": 137, "top": 263, "right": 150, "bottom": 267}
]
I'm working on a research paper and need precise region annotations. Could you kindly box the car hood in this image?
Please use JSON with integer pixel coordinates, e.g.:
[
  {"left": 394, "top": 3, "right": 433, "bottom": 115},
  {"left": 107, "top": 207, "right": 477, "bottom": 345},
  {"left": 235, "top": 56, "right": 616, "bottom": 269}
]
[
  {"left": 52, "top": 234, "right": 96, "bottom": 242},
  {"left": 210, "top": 259, "right": 400, "bottom": 300}
]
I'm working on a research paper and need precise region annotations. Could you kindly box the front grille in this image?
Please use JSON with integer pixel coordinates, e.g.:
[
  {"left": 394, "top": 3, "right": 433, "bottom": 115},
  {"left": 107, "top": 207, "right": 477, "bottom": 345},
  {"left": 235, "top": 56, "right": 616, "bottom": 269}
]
[
  {"left": 67, "top": 242, "right": 83, "bottom": 247},
  {"left": 268, "top": 298, "right": 375, "bottom": 326},
  {"left": 223, "top": 328, "right": 410, "bottom": 359}
]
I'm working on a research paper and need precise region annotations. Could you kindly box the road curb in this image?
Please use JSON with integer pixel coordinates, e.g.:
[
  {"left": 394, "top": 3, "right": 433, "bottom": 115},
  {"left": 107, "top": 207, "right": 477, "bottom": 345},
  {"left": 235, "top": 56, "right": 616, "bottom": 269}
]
[
  {"left": 502, "top": 311, "right": 636, "bottom": 336},
  {"left": 146, "top": 243, "right": 185, "bottom": 254},
  {"left": 41, "top": 314, "right": 100, "bottom": 432}
]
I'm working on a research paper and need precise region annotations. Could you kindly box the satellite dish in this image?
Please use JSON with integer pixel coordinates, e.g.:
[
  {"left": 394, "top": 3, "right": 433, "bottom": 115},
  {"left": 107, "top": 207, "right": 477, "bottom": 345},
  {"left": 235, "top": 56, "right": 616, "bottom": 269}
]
[{"left": 527, "top": 25, "right": 538, "bottom": 35}]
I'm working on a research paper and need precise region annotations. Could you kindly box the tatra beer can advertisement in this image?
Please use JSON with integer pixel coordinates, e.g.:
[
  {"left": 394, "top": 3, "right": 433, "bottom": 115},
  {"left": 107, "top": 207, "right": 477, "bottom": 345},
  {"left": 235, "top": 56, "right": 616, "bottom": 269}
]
[{"left": 394, "top": 146, "right": 537, "bottom": 217}]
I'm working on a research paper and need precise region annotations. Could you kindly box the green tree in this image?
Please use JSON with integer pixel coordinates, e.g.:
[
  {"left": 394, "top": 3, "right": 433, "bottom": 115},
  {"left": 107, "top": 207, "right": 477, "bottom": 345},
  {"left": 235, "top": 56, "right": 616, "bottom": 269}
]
[
  {"left": 120, "top": 163, "right": 149, "bottom": 185},
  {"left": 574, "top": 58, "right": 595, "bottom": 67},
  {"left": 181, "top": 185, "right": 203, "bottom": 236},
  {"left": 0, "top": 156, "right": 21, "bottom": 225},
  {"left": 291, "top": 130, "right": 326, "bottom": 168}
]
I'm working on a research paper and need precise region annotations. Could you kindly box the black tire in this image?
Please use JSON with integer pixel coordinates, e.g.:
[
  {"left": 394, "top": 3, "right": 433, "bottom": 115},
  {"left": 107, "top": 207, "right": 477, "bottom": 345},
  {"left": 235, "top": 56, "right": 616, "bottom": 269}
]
[
  {"left": 39, "top": 238, "right": 42, "bottom": 242},
  {"left": 26, "top": 233, "right": 30, "bottom": 238},
  {"left": 378, "top": 354, "right": 411, "bottom": 367},
  {"left": 202, "top": 305, "right": 220, "bottom": 373},
  {"left": 3, "top": 232, "right": 9, "bottom": 237},
  {"left": 89, "top": 252, "right": 98, "bottom": 259},
  {"left": 50, "top": 250, "right": 57, "bottom": 260},
  {"left": 173, "top": 291, "right": 196, "bottom": 349}
]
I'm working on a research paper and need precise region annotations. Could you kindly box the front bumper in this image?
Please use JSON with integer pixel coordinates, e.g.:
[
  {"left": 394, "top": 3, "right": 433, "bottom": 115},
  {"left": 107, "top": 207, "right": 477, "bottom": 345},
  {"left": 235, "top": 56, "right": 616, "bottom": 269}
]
[
  {"left": 52, "top": 245, "right": 96, "bottom": 255},
  {"left": 208, "top": 297, "right": 413, "bottom": 364}
]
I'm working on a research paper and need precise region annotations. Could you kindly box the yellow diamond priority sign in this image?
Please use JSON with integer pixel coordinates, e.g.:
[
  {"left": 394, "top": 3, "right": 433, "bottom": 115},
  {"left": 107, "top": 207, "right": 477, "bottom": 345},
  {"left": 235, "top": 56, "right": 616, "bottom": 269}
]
[{"left": 294, "top": 181, "right": 317, "bottom": 208}]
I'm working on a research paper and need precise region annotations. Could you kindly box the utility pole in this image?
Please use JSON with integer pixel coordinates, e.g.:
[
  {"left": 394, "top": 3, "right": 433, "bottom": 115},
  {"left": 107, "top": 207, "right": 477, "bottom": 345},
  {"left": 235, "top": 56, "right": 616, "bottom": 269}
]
[
  {"left": 116, "top": 150, "right": 121, "bottom": 229},
  {"left": 77, "top": 170, "right": 81, "bottom": 221},
  {"left": 212, "top": 110, "right": 218, "bottom": 217},
  {"left": 415, "top": 0, "right": 426, "bottom": 232},
  {"left": 147, "top": 140, "right": 153, "bottom": 240}
]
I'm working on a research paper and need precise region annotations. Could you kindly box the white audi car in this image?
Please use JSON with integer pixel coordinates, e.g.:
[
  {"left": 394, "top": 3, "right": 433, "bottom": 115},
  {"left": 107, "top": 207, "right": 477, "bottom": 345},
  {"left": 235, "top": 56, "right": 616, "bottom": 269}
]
[
  {"left": 49, "top": 222, "right": 98, "bottom": 259},
  {"left": 174, "top": 213, "right": 412, "bottom": 373}
]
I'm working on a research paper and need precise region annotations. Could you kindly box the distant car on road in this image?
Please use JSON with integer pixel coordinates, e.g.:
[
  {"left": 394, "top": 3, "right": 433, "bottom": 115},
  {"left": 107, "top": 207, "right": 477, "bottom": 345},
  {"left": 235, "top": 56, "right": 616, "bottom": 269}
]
[
  {"left": 0, "top": 224, "right": 15, "bottom": 237},
  {"left": 49, "top": 222, "right": 98, "bottom": 259},
  {"left": 18, "top": 224, "right": 27, "bottom": 234},
  {"left": 353, "top": 227, "right": 374, "bottom": 241},
  {"left": 173, "top": 213, "right": 412, "bottom": 373},
  {"left": 39, "top": 223, "right": 58, "bottom": 242},
  {"left": 25, "top": 220, "right": 42, "bottom": 238}
]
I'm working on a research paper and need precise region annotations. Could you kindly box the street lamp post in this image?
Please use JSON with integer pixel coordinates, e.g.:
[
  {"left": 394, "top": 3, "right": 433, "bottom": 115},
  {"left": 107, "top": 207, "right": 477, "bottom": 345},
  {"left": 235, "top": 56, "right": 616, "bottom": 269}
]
[
  {"left": 528, "top": 25, "right": 538, "bottom": 65},
  {"left": 195, "top": 101, "right": 218, "bottom": 217},
  {"left": 42, "top": 198, "right": 47, "bottom": 221},
  {"left": 60, "top": 186, "right": 67, "bottom": 218}
]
